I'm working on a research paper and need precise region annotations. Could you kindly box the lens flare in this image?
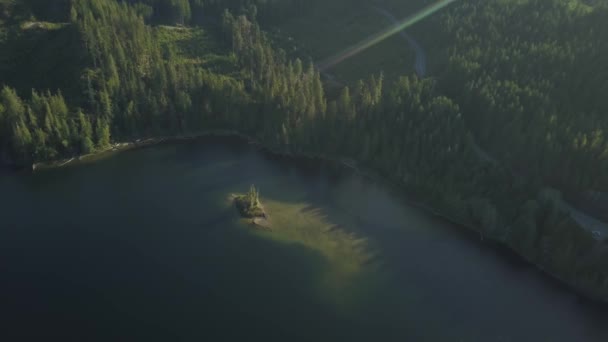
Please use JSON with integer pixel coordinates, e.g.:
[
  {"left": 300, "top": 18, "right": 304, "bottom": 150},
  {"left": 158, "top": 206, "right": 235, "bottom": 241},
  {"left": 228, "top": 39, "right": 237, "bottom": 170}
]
[{"left": 318, "top": 0, "right": 457, "bottom": 71}]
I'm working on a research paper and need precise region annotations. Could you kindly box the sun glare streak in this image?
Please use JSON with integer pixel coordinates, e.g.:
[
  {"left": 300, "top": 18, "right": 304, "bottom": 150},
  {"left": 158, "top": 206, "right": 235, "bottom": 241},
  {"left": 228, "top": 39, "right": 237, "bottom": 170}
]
[{"left": 318, "top": 0, "right": 457, "bottom": 71}]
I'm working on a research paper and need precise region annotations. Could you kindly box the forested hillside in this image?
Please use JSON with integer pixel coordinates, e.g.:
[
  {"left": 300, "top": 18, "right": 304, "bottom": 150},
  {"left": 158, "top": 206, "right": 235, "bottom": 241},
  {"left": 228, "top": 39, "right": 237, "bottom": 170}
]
[
  {"left": 439, "top": 0, "right": 608, "bottom": 193},
  {"left": 1, "top": 0, "right": 607, "bottom": 301}
]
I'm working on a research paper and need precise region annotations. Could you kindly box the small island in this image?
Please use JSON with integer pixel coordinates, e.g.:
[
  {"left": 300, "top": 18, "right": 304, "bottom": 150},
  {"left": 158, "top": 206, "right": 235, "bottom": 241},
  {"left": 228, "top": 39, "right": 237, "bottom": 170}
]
[{"left": 233, "top": 185, "right": 270, "bottom": 229}]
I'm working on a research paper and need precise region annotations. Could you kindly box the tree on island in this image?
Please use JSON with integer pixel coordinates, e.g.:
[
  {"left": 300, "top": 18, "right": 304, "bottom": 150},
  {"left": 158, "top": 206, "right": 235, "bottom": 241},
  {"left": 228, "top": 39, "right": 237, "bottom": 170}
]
[
  {"left": 247, "top": 184, "right": 260, "bottom": 208},
  {"left": 234, "top": 184, "right": 266, "bottom": 218}
]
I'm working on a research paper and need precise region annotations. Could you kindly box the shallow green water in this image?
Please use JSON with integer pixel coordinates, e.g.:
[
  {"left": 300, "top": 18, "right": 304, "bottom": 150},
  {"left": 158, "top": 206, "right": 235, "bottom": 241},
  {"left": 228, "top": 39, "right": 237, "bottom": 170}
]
[{"left": 1, "top": 137, "right": 607, "bottom": 341}]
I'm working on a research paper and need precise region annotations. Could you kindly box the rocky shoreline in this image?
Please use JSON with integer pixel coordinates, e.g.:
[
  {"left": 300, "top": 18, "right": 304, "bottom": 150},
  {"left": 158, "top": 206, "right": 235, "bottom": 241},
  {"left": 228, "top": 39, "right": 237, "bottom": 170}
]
[{"left": 30, "top": 132, "right": 244, "bottom": 171}]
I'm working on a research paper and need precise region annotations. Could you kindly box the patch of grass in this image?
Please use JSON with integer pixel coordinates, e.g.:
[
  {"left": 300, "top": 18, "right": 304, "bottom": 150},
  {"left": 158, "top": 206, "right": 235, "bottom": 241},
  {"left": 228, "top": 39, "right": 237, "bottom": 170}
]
[{"left": 155, "top": 25, "right": 239, "bottom": 75}]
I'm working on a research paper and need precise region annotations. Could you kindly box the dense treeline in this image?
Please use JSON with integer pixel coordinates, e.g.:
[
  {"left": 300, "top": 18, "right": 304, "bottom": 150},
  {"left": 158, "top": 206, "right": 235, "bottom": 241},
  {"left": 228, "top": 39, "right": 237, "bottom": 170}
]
[
  {"left": 438, "top": 0, "right": 608, "bottom": 194},
  {"left": 0, "top": 86, "right": 107, "bottom": 162},
  {"left": 0, "top": 0, "right": 607, "bottom": 300}
]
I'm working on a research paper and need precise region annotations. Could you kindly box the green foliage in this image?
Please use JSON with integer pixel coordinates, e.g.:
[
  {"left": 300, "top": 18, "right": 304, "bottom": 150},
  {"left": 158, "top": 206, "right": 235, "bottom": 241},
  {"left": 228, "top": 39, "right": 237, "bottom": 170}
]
[
  {"left": 154, "top": 25, "right": 236, "bottom": 74},
  {"left": 247, "top": 184, "right": 260, "bottom": 206},
  {"left": 0, "top": 86, "right": 103, "bottom": 162},
  {"left": 235, "top": 185, "right": 265, "bottom": 218},
  {"left": 438, "top": 0, "right": 608, "bottom": 193}
]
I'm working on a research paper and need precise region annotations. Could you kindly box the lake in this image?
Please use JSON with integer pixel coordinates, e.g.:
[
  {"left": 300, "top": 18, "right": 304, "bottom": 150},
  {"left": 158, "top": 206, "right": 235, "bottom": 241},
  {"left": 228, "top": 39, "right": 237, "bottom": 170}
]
[{"left": 1, "top": 137, "right": 607, "bottom": 341}]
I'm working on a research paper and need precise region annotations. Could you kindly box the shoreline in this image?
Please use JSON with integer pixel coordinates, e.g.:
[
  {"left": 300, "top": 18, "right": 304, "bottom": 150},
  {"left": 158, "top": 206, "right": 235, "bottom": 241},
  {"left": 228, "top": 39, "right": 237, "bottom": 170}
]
[
  {"left": 30, "top": 131, "right": 247, "bottom": 171},
  {"left": 22, "top": 130, "right": 608, "bottom": 304}
]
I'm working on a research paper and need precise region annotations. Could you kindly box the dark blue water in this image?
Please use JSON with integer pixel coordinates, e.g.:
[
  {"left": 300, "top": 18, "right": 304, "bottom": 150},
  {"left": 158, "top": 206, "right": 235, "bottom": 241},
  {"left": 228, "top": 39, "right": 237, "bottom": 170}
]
[{"left": 1, "top": 137, "right": 607, "bottom": 341}]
